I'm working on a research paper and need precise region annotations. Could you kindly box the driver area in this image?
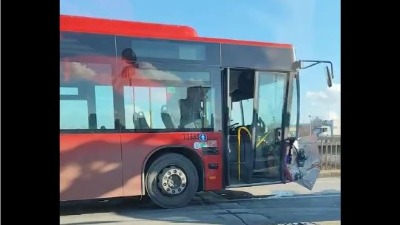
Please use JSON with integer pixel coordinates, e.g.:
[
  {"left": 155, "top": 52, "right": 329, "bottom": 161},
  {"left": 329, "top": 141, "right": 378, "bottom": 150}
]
[{"left": 227, "top": 69, "right": 281, "bottom": 185}]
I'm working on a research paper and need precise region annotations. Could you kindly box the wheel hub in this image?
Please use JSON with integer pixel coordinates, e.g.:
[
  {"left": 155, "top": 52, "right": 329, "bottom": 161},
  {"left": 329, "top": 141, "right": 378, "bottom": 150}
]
[{"left": 158, "top": 166, "right": 187, "bottom": 195}]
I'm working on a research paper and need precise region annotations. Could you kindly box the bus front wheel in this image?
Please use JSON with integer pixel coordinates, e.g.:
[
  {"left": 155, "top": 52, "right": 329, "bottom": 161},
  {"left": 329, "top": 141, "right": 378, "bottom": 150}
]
[{"left": 145, "top": 153, "right": 199, "bottom": 208}]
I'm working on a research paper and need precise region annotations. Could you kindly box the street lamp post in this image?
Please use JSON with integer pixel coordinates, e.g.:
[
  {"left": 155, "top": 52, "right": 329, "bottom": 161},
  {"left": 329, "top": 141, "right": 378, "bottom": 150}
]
[{"left": 309, "top": 115, "right": 312, "bottom": 135}]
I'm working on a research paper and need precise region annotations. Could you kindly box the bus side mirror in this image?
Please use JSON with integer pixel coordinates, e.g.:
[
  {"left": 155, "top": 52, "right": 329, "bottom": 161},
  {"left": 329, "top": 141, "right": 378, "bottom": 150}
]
[
  {"left": 293, "top": 60, "right": 334, "bottom": 88},
  {"left": 326, "top": 66, "right": 332, "bottom": 87}
]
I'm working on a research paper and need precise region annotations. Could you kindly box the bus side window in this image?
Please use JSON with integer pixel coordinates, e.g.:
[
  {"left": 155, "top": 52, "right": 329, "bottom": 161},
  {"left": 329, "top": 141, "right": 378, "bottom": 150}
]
[{"left": 60, "top": 32, "right": 116, "bottom": 132}]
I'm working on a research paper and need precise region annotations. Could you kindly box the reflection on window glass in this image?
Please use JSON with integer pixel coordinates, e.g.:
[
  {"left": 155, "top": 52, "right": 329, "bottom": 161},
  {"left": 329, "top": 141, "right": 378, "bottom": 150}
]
[
  {"left": 135, "top": 87, "right": 151, "bottom": 128},
  {"left": 231, "top": 102, "right": 242, "bottom": 125},
  {"left": 121, "top": 68, "right": 215, "bottom": 131},
  {"left": 253, "top": 72, "right": 286, "bottom": 180},
  {"left": 60, "top": 100, "right": 89, "bottom": 129},
  {"left": 242, "top": 99, "right": 254, "bottom": 125},
  {"left": 258, "top": 72, "right": 286, "bottom": 131},
  {"left": 179, "top": 44, "right": 204, "bottom": 60},
  {"left": 150, "top": 87, "right": 167, "bottom": 129},
  {"left": 60, "top": 32, "right": 219, "bottom": 132},
  {"left": 168, "top": 87, "right": 187, "bottom": 126},
  {"left": 205, "top": 88, "right": 215, "bottom": 128},
  {"left": 60, "top": 87, "right": 78, "bottom": 95},
  {"left": 60, "top": 62, "right": 115, "bottom": 131},
  {"left": 138, "top": 69, "right": 210, "bottom": 84},
  {"left": 288, "top": 78, "right": 298, "bottom": 138},
  {"left": 95, "top": 86, "right": 115, "bottom": 129},
  {"left": 131, "top": 39, "right": 206, "bottom": 61},
  {"left": 60, "top": 32, "right": 115, "bottom": 132},
  {"left": 124, "top": 86, "right": 135, "bottom": 129},
  {"left": 231, "top": 100, "right": 254, "bottom": 126}
]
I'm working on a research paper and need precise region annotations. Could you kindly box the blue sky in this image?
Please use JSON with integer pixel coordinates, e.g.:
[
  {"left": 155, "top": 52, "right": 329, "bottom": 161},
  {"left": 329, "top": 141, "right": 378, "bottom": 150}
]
[{"left": 60, "top": 0, "right": 340, "bottom": 124}]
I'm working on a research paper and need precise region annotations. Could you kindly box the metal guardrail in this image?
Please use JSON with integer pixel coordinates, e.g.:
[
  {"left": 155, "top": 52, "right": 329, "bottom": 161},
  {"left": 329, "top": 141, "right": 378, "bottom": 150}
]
[{"left": 317, "top": 136, "right": 341, "bottom": 170}]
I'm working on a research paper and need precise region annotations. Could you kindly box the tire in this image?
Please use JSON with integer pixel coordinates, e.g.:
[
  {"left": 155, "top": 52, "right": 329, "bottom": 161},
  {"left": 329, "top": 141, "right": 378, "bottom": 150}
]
[{"left": 145, "top": 153, "right": 199, "bottom": 208}]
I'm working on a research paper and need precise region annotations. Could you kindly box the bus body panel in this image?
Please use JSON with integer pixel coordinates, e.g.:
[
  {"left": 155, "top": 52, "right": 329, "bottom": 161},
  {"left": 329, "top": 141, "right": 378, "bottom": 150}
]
[
  {"left": 60, "top": 132, "right": 223, "bottom": 201},
  {"left": 120, "top": 132, "right": 223, "bottom": 196},
  {"left": 61, "top": 15, "right": 199, "bottom": 40},
  {"left": 60, "top": 15, "right": 292, "bottom": 49},
  {"left": 60, "top": 133, "right": 123, "bottom": 200}
]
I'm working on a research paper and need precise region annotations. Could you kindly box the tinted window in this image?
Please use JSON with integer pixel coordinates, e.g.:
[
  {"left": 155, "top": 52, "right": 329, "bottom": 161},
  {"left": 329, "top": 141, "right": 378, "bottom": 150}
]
[
  {"left": 60, "top": 32, "right": 117, "bottom": 132},
  {"left": 221, "top": 44, "right": 293, "bottom": 70},
  {"left": 257, "top": 72, "right": 287, "bottom": 129},
  {"left": 116, "top": 37, "right": 220, "bottom": 65},
  {"left": 114, "top": 61, "right": 220, "bottom": 131},
  {"left": 288, "top": 77, "right": 299, "bottom": 138}
]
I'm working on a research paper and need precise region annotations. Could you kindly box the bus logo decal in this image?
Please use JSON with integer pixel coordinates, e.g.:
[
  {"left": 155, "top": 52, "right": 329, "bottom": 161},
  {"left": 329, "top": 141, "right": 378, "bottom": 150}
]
[{"left": 199, "top": 133, "right": 207, "bottom": 141}]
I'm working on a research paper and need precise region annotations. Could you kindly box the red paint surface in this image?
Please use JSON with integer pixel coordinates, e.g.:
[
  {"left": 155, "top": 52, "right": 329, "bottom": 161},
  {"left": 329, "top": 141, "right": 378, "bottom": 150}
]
[
  {"left": 60, "top": 134, "right": 123, "bottom": 200},
  {"left": 60, "top": 15, "right": 292, "bottom": 48},
  {"left": 60, "top": 132, "right": 223, "bottom": 200}
]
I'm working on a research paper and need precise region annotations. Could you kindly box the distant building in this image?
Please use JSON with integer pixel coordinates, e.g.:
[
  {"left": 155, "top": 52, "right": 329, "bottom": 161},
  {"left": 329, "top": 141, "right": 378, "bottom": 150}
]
[
  {"left": 332, "top": 119, "right": 341, "bottom": 135},
  {"left": 312, "top": 118, "right": 341, "bottom": 136},
  {"left": 298, "top": 117, "right": 341, "bottom": 137}
]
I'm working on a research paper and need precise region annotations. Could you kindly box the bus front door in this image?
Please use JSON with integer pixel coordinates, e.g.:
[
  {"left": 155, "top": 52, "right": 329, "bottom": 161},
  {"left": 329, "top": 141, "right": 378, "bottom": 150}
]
[
  {"left": 225, "top": 69, "right": 286, "bottom": 186},
  {"left": 254, "top": 71, "right": 321, "bottom": 190}
]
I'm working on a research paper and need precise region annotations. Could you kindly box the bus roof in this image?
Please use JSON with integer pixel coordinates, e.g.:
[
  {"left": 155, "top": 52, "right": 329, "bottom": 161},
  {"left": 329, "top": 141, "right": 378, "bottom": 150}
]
[{"left": 60, "top": 15, "right": 292, "bottom": 49}]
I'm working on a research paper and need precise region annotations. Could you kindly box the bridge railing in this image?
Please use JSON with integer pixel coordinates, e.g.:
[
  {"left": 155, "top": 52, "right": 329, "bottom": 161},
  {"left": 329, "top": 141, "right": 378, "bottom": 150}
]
[{"left": 317, "top": 136, "right": 341, "bottom": 170}]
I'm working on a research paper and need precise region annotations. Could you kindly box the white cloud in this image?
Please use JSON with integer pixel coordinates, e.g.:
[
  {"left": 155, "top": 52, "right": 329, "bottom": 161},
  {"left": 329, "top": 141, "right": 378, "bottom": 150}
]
[
  {"left": 306, "top": 83, "right": 340, "bottom": 104},
  {"left": 302, "top": 82, "right": 341, "bottom": 122},
  {"left": 60, "top": 62, "right": 94, "bottom": 79},
  {"left": 61, "top": 62, "right": 112, "bottom": 81},
  {"left": 69, "top": 62, "right": 96, "bottom": 78},
  {"left": 306, "top": 91, "right": 328, "bottom": 100},
  {"left": 138, "top": 62, "right": 181, "bottom": 82}
]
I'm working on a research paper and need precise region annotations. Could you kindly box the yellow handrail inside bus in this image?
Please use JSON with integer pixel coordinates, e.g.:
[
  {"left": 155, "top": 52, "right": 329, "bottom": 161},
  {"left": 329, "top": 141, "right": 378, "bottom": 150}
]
[
  {"left": 236, "top": 127, "right": 273, "bottom": 181},
  {"left": 256, "top": 130, "right": 272, "bottom": 148},
  {"left": 237, "top": 126, "right": 251, "bottom": 181}
]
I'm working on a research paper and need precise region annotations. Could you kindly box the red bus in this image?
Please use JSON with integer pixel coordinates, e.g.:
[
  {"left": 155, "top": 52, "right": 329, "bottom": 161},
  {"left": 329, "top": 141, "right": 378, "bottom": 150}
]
[{"left": 60, "top": 15, "right": 334, "bottom": 208}]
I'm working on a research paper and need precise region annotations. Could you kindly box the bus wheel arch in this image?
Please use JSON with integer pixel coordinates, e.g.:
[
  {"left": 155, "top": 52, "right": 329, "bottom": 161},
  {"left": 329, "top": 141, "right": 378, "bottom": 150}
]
[{"left": 142, "top": 147, "right": 204, "bottom": 208}]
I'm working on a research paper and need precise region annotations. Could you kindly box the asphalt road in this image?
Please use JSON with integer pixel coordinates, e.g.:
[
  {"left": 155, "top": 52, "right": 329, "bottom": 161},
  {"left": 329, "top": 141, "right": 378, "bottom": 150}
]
[{"left": 60, "top": 177, "right": 340, "bottom": 225}]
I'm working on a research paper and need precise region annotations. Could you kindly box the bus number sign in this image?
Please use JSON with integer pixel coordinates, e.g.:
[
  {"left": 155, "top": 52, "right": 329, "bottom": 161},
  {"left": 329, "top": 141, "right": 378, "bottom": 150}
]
[{"left": 183, "top": 133, "right": 198, "bottom": 141}]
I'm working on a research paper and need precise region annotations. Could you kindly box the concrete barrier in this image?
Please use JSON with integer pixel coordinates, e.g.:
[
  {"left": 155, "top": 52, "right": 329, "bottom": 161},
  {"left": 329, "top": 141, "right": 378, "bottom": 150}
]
[
  {"left": 319, "top": 169, "right": 341, "bottom": 178},
  {"left": 318, "top": 136, "right": 341, "bottom": 170}
]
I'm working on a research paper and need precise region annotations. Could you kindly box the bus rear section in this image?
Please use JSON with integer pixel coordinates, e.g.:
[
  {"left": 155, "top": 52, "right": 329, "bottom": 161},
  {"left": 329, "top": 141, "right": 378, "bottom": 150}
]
[{"left": 60, "top": 15, "right": 325, "bottom": 208}]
